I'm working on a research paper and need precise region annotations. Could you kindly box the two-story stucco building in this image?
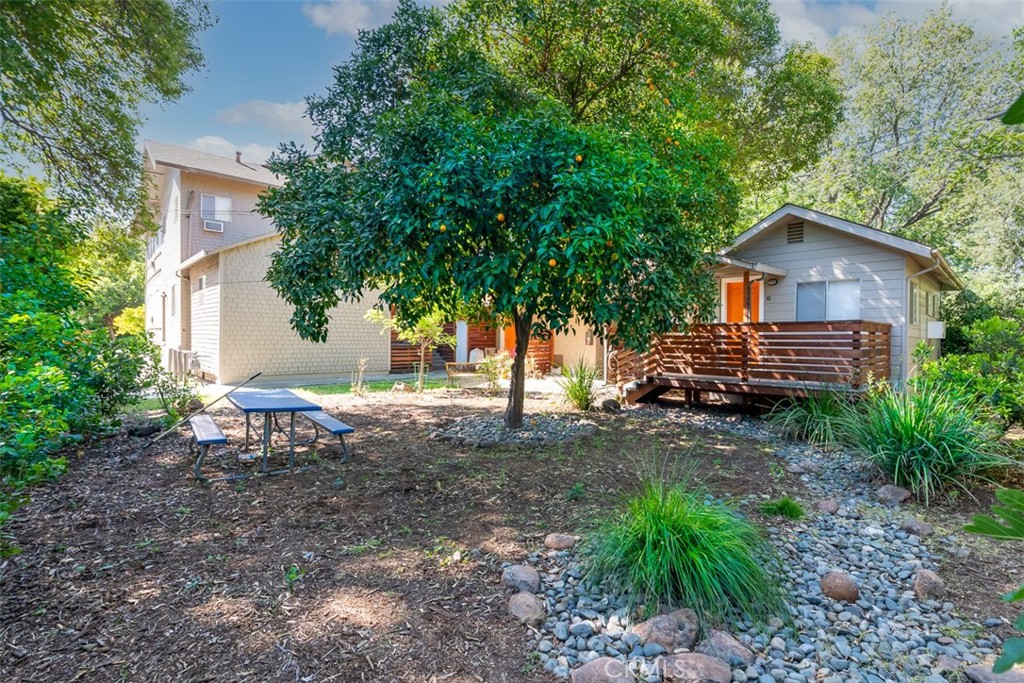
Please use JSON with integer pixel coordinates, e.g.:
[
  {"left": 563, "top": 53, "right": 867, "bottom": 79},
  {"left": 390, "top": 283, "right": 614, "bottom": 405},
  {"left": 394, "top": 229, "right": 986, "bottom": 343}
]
[{"left": 143, "top": 140, "right": 392, "bottom": 383}]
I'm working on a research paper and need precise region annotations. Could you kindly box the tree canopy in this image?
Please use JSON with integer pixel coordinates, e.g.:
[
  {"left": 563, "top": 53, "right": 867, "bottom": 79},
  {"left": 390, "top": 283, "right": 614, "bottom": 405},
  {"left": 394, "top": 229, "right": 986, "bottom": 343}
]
[
  {"left": 0, "top": 0, "right": 211, "bottom": 218},
  {"left": 260, "top": 0, "right": 842, "bottom": 427}
]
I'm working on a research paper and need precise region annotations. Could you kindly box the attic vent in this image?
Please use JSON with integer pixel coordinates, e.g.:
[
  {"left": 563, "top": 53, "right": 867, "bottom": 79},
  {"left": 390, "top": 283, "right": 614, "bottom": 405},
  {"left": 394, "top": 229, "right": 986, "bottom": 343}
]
[{"left": 786, "top": 221, "right": 804, "bottom": 244}]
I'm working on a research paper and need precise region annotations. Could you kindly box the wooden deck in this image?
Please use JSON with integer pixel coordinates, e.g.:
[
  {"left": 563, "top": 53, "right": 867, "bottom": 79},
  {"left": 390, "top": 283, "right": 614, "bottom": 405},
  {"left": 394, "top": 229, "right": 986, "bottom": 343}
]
[{"left": 610, "top": 321, "right": 891, "bottom": 404}]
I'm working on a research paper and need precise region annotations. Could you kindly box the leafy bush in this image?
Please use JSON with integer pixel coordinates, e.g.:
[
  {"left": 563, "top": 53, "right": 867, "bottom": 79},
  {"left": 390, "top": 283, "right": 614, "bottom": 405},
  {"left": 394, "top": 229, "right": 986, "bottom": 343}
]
[
  {"left": 559, "top": 359, "right": 600, "bottom": 411},
  {"left": 585, "top": 478, "right": 786, "bottom": 623},
  {"left": 840, "top": 380, "right": 1012, "bottom": 505},
  {"left": 768, "top": 388, "right": 849, "bottom": 447},
  {"left": 146, "top": 363, "right": 200, "bottom": 424},
  {"left": 478, "top": 351, "right": 513, "bottom": 389},
  {"left": 113, "top": 304, "right": 146, "bottom": 336},
  {"left": 964, "top": 488, "right": 1024, "bottom": 673},
  {"left": 760, "top": 497, "right": 805, "bottom": 519}
]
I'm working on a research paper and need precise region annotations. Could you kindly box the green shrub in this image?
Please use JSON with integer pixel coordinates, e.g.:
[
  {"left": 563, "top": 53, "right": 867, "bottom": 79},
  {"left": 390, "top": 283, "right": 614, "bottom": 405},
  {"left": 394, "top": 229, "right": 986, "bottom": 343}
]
[
  {"left": 768, "top": 388, "right": 849, "bottom": 446},
  {"left": 840, "top": 380, "right": 1013, "bottom": 505},
  {"left": 964, "top": 488, "right": 1024, "bottom": 673},
  {"left": 478, "top": 351, "right": 513, "bottom": 389},
  {"left": 585, "top": 479, "right": 786, "bottom": 623},
  {"left": 558, "top": 359, "right": 600, "bottom": 411},
  {"left": 760, "top": 496, "right": 805, "bottom": 519}
]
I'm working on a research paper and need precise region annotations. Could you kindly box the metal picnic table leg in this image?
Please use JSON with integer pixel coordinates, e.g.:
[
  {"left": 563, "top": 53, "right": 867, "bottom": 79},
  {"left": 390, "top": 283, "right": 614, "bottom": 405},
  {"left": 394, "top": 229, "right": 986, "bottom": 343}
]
[
  {"left": 288, "top": 411, "right": 296, "bottom": 469},
  {"left": 261, "top": 411, "right": 271, "bottom": 474},
  {"left": 244, "top": 412, "right": 251, "bottom": 450}
]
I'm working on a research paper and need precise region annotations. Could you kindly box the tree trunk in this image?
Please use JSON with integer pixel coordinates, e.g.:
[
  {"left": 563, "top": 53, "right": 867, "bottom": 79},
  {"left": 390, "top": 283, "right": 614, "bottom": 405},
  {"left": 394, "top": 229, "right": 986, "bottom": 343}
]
[
  {"left": 504, "top": 310, "right": 533, "bottom": 430},
  {"left": 417, "top": 342, "right": 429, "bottom": 392}
]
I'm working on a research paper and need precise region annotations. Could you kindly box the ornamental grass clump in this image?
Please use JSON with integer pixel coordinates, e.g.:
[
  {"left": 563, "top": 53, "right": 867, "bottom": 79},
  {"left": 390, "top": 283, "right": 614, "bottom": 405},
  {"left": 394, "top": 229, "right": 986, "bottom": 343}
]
[
  {"left": 768, "top": 388, "right": 849, "bottom": 447},
  {"left": 585, "top": 479, "right": 787, "bottom": 624},
  {"left": 760, "top": 496, "right": 805, "bottom": 519},
  {"left": 840, "top": 379, "right": 1013, "bottom": 505},
  {"left": 558, "top": 359, "right": 600, "bottom": 411}
]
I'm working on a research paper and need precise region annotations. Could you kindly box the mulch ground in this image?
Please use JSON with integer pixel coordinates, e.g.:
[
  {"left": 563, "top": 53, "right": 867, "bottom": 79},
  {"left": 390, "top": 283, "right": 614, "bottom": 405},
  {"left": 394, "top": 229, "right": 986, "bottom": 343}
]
[{"left": 0, "top": 389, "right": 1018, "bottom": 682}]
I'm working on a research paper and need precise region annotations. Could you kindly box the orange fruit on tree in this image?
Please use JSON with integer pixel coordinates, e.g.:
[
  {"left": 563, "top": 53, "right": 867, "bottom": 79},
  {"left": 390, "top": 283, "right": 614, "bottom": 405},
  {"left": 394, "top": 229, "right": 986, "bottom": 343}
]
[
  {"left": 575, "top": 154, "right": 583, "bottom": 163},
  {"left": 612, "top": 253, "right": 619, "bottom": 261},
  {"left": 497, "top": 213, "right": 505, "bottom": 223},
  {"left": 439, "top": 224, "right": 447, "bottom": 232},
  {"left": 548, "top": 258, "right": 557, "bottom": 267},
  {"left": 663, "top": 98, "right": 671, "bottom": 106}
]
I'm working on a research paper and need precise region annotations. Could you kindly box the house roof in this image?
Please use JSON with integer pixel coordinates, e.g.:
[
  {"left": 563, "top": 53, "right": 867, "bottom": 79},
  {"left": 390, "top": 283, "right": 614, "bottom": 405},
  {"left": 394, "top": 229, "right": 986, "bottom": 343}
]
[
  {"left": 179, "top": 232, "right": 279, "bottom": 272},
  {"left": 725, "top": 204, "right": 963, "bottom": 290},
  {"left": 144, "top": 140, "right": 282, "bottom": 188}
]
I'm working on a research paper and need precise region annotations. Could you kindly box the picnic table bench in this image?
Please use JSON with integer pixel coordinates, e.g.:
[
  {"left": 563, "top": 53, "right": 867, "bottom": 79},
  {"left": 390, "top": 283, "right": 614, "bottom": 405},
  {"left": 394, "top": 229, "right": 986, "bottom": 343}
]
[
  {"left": 445, "top": 361, "right": 481, "bottom": 387},
  {"left": 188, "top": 414, "right": 228, "bottom": 484},
  {"left": 300, "top": 410, "right": 354, "bottom": 462}
]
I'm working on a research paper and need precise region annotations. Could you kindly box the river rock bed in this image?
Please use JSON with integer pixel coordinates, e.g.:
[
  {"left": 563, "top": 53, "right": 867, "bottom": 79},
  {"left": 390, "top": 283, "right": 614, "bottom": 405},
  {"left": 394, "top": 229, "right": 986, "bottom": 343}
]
[
  {"left": 504, "top": 407, "right": 1006, "bottom": 682},
  {"left": 431, "top": 414, "right": 597, "bottom": 447}
]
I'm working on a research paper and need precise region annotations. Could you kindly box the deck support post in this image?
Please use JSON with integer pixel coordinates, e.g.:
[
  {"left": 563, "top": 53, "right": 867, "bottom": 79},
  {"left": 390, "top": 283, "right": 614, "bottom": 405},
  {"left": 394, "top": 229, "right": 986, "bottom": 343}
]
[{"left": 742, "top": 270, "right": 751, "bottom": 323}]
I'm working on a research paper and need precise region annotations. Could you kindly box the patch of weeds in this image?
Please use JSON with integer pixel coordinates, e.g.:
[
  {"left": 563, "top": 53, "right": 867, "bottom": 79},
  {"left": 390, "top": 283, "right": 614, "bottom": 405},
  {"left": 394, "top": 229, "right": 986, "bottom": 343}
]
[
  {"left": 283, "top": 564, "right": 306, "bottom": 591},
  {"left": 759, "top": 497, "right": 805, "bottom": 519},
  {"left": 233, "top": 480, "right": 247, "bottom": 493},
  {"left": 567, "top": 482, "right": 586, "bottom": 500},
  {"left": 175, "top": 506, "right": 192, "bottom": 517},
  {"left": 136, "top": 537, "right": 158, "bottom": 551},
  {"left": 342, "top": 537, "right": 381, "bottom": 555},
  {"left": 767, "top": 461, "right": 786, "bottom": 481}
]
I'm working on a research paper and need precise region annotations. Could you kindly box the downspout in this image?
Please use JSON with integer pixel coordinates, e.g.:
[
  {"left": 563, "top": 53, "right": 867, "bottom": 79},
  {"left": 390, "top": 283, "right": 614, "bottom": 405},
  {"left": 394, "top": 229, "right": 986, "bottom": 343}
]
[{"left": 903, "top": 249, "right": 943, "bottom": 385}]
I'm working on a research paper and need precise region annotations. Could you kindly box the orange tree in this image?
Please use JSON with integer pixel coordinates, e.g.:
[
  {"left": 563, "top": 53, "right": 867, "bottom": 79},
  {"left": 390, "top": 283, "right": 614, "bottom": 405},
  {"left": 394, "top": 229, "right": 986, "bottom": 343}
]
[{"left": 259, "top": 1, "right": 836, "bottom": 428}]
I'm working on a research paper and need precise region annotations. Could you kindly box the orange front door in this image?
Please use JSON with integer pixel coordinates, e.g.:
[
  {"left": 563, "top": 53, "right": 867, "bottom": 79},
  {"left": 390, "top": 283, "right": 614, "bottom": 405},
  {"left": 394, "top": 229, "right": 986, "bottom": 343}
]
[
  {"left": 504, "top": 325, "right": 516, "bottom": 351},
  {"left": 725, "top": 281, "right": 760, "bottom": 322}
]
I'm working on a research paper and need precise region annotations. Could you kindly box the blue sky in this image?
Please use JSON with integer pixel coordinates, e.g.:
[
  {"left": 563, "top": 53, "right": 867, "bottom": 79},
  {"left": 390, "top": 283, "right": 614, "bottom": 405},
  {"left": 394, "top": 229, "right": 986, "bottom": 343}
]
[{"left": 142, "top": 0, "right": 1024, "bottom": 163}]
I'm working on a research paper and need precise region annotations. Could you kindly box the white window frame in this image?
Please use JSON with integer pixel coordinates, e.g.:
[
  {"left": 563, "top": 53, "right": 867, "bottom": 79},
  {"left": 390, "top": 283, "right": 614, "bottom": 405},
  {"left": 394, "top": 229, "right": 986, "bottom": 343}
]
[
  {"left": 200, "top": 193, "right": 232, "bottom": 223},
  {"left": 909, "top": 281, "right": 920, "bottom": 325},
  {"left": 796, "top": 279, "right": 861, "bottom": 322}
]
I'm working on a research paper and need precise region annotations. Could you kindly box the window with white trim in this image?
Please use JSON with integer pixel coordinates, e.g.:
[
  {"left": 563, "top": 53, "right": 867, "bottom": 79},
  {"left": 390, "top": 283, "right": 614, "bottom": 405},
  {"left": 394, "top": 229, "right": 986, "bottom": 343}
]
[
  {"left": 200, "top": 194, "right": 231, "bottom": 227},
  {"left": 796, "top": 280, "right": 861, "bottom": 321},
  {"left": 909, "top": 281, "right": 919, "bottom": 324}
]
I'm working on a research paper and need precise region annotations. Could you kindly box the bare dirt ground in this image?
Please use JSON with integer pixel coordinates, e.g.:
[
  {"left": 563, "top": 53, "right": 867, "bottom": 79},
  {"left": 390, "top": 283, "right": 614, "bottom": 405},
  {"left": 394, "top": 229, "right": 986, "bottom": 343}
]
[{"left": 0, "top": 389, "right": 1018, "bottom": 682}]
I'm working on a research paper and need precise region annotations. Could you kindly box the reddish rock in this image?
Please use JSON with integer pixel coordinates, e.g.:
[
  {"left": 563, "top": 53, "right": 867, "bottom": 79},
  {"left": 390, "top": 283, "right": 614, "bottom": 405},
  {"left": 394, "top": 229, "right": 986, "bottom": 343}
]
[
  {"left": 630, "top": 608, "right": 700, "bottom": 651},
  {"left": 820, "top": 570, "right": 859, "bottom": 602},
  {"left": 695, "top": 630, "right": 756, "bottom": 666},
  {"left": 913, "top": 569, "right": 947, "bottom": 600},
  {"left": 502, "top": 564, "right": 540, "bottom": 592},
  {"left": 877, "top": 484, "right": 913, "bottom": 504},
  {"left": 544, "top": 533, "right": 577, "bottom": 550},
  {"left": 816, "top": 499, "right": 840, "bottom": 514},
  {"left": 901, "top": 517, "right": 935, "bottom": 537},
  {"left": 570, "top": 657, "right": 631, "bottom": 683},
  {"left": 507, "top": 591, "right": 545, "bottom": 624},
  {"left": 660, "top": 653, "right": 732, "bottom": 682}
]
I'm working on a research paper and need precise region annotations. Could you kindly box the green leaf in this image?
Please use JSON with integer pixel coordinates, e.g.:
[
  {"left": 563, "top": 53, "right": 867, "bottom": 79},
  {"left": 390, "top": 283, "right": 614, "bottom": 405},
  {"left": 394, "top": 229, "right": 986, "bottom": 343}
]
[
  {"left": 965, "top": 489, "right": 1024, "bottom": 541},
  {"left": 1002, "top": 92, "right": 1024, "bottom": 125},
  {"left": 1004, "top": 585, "right": 1024, "bottom": 603},
  {"left": 993, "top": 636, "right": 1024, "bottom": 673}
]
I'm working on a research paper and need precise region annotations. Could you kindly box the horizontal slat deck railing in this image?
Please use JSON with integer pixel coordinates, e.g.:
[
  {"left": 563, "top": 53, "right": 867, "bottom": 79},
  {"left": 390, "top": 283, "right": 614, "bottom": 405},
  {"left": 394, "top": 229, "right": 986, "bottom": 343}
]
[{"left": 611, "top": 321, "right": 891, "bottom": 395}]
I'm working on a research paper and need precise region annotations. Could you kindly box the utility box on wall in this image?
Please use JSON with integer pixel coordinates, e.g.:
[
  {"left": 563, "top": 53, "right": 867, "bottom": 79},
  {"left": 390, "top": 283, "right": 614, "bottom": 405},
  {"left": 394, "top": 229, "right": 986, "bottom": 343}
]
[{"left": 927, "top": 321, "right": 946, "bottom": 339}]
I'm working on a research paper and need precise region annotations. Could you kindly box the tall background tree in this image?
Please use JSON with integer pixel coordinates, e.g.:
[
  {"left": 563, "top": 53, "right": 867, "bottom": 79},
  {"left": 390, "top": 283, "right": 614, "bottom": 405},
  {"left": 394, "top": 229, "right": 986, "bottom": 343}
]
[
  {"left": 0, "top": 0, "right": 212, "bottom": 218},
  {"left": 260, "top": 0, "right": 842, "bottom": 428},
  {"left": 745, "top": 9, "right": 1024, "bottom": 349}
]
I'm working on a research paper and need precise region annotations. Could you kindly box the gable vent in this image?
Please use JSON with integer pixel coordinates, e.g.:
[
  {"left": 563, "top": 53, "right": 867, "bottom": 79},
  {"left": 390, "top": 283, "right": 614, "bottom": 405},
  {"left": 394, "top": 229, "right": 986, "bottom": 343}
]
[{"left": 786, "top": 221, "right": 804, "bottom": 244}]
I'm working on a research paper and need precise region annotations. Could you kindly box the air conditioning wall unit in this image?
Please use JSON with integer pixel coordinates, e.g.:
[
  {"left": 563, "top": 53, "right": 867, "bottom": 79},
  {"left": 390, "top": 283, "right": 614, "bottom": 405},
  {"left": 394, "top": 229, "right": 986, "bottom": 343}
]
[
  {"left": 927, "top": 321, "right": 946, "bottom": 339},
  {"left": 203, "top": 219, "right": 224, "bottom": 233}
]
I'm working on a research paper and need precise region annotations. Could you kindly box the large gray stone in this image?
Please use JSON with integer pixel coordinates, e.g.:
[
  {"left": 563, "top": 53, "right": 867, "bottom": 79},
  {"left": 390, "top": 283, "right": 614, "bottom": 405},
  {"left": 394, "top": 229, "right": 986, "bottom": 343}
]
[
  {"left": 502, "top": 564, "right": 541, "bottom": 592},
  {"left": 660, "top": 653, "right": 732, "bottom": 682},
  {"left": 544, "top": 533, "right": 577, "bottom": 550},
  {"left": 913, "top": 569, "right": 947, "bottom": 600},
  {"left": 964, "top": 665, "right": 1024, "bottom": 683},
  {"left": 570, "top": 657, "right": 631, "bottom": 683},
  {"left": 877, "top": 484, "right": 913, "bottom": 504},
  {"left": 816, "top": 499, "right": 840, "bottom": 514},
  {"left": 696, "top": 630, "right": 756, "bottom": 666},
  {"left": 820, "top": 570, "right": 859, "bottom": 602},
  {"left": 507, "top": 591, "right": 545, "bottom": 624}
]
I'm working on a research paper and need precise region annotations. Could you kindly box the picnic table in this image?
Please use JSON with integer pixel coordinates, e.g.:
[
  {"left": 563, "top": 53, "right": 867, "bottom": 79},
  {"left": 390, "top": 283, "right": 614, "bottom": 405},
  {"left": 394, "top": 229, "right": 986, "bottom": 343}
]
[{"left": 228, "top": 388, "right": 322, "bottom": 475}]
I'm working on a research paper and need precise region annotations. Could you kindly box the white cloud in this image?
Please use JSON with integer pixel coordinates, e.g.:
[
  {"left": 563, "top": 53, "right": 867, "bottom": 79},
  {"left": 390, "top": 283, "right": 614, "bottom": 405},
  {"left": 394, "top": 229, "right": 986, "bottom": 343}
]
[
  {"left": 772, "top": 0, "right": 1023, "bottom": 47},
  {"left": 301, "top": 0, "right": 449, "bottom": 37},
  {"left": 216, "top": 99, "right": 314, "bottom": 137},
  {"left": 186, "top": 135, "right": 277, "bottom": 163},
  {"left": 301, "top": 0, "right": 396, "bottom": 37}
]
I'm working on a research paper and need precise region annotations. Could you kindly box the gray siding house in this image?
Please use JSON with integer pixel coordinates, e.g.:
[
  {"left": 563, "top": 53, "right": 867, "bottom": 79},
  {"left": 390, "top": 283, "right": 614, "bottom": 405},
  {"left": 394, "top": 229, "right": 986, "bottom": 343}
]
[{"left": 715, "top": 205, "right": 962, "bottom": 383}]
